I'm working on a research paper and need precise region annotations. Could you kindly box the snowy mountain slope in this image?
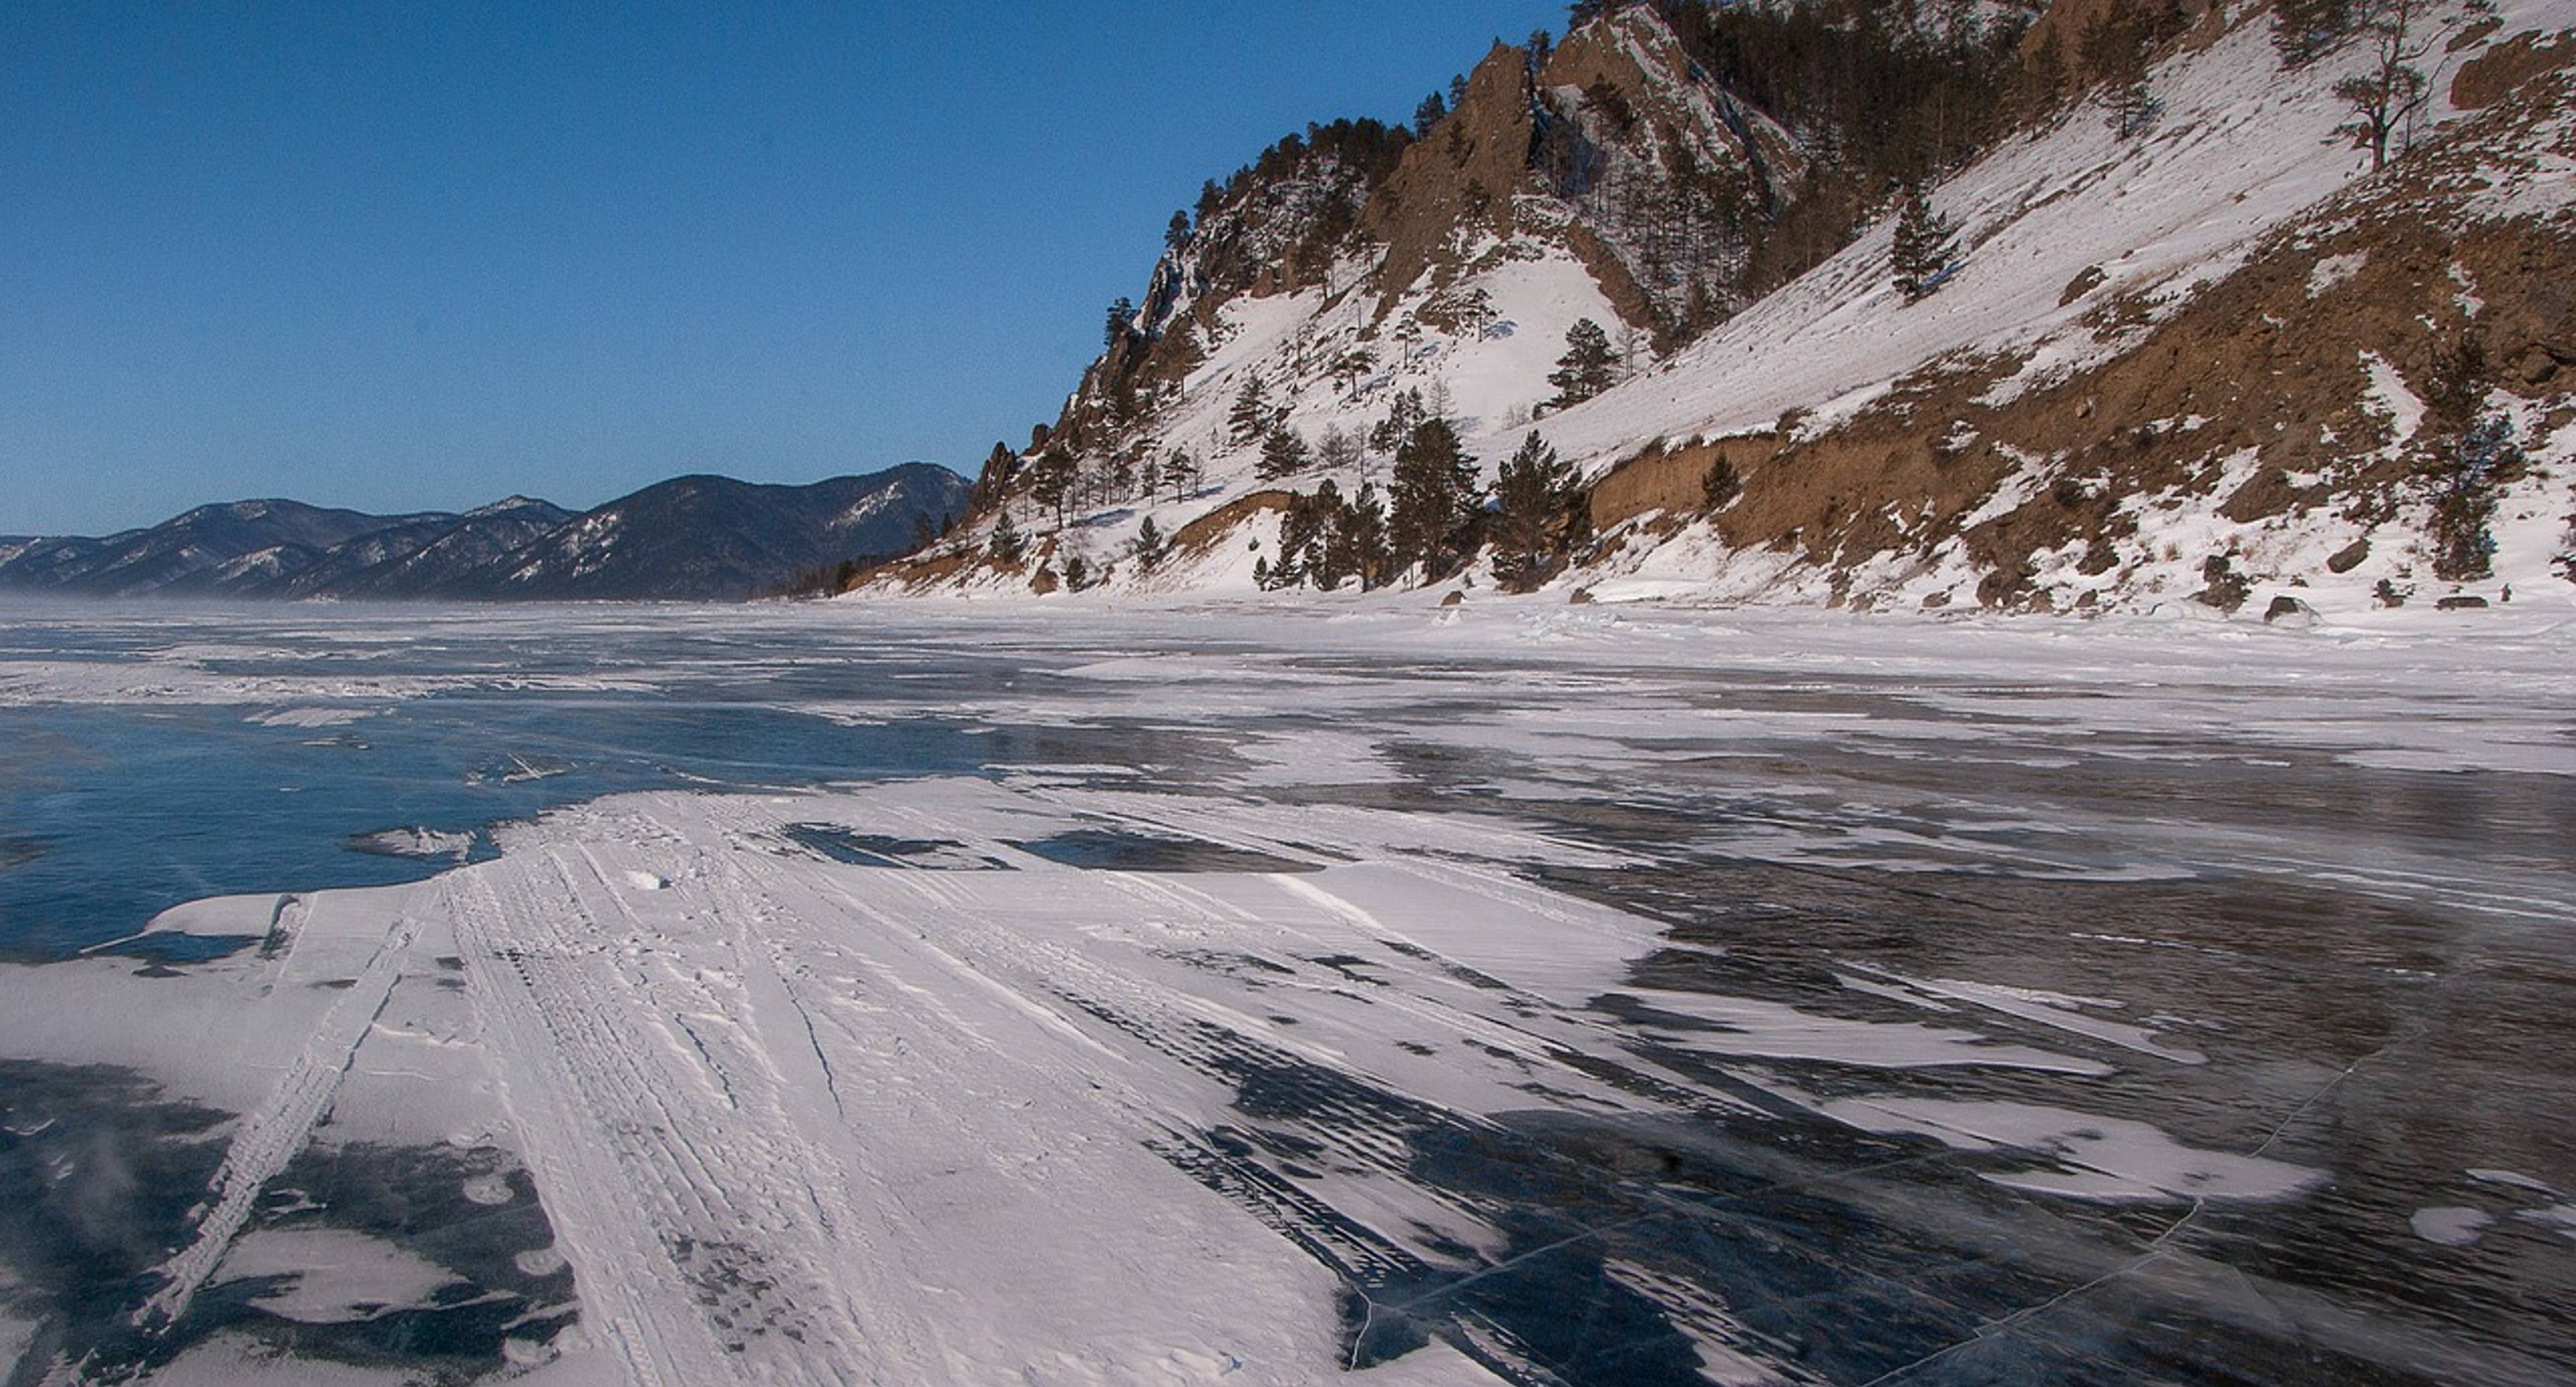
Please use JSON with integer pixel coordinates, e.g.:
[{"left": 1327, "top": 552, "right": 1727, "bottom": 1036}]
[
  {"left": 453, "top": 465, "right": 969, "bottom": 601},
  {"left": 872, "top": 5, "right": 2030, "bottom": 596},
  {"left": 865, "top": 1, "right": 2576, "bottom": 619},
  {"left": 275, "top": 496, "right": 578, "bottom": 599},
  {"left": 1560, "top": 0, "right": 2576, "bottom": 616},
  {"left": 0, "top": 500, "right": 452, "bottom": 598}
]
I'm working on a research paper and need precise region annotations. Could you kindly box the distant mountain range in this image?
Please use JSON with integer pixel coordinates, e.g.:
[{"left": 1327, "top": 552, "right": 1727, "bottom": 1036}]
[{"left": 0, "top": 466, "right": 970, "bottom": 601}]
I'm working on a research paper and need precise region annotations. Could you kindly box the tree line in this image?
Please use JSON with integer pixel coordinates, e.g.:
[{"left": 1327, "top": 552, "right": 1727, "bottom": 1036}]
[{"left": 1256, "top": 419, "right": 1588, "bottom": 595}]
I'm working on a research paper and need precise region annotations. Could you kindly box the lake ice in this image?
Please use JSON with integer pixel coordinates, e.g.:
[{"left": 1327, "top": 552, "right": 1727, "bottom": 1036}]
[{"left": 1, "top": 598, "right": 2570, "bottom": 1386}]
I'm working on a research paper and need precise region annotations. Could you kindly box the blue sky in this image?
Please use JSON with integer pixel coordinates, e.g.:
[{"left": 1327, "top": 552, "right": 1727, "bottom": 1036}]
[{"left": 1, "top": 1, "right": 1562, "bottom": 536}]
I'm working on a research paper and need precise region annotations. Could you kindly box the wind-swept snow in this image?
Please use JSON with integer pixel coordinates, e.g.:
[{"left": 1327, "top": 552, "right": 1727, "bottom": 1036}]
[{"left": 3, "top": 600, "right": 2571, "bottom": 1384}]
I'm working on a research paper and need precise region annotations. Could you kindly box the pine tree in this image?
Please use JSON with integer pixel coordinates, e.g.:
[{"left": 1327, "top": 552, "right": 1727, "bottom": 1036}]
[
  {"left": 1258, "top": 427, "right": 1311, "bottom": 482},
  {"left": 1165, "top": 210, "right": 1193, "bottom": 253},
  {"left": 1492, "top": 433, "right": 1584, "bottom": 591},
  {"left": 1369, "top": 388, "right": 1428, "bottom": 455},
  {"left": 2021, "top": 30, "right": 2069, "bottom": 115},
  {"left": 987, "top": 509, "right": 1025, "bottom": 564},
  {"left": 2105, "top": 75, "right": 2163, "bottom": 139},
  {"left": 1104, "top": 298, "right": 1136, "bottom": 351},
  {"left": 1029, "top": 447, "right": 1077, "bottom": 530},
  {"left": 1413, "top": 92, "right": 1448, "bottom": 137},
  {"left": 1279, "top": 483, "right": 1342, "bottom": 590},
  {"left": 1549, "top": 319, "right": 1617, "bottom": 407},
  {"left": 1891, "top": 187, "right": 1960, "bottom": 303},
  {"left": 1566, "top": 0, "right": 1624, "bottom": 30},
  {"left": 2080, "top": 1, "right": 2184, "bottom": 140},
  {"left": 1132, "top": 515, "right": 1166, "bottom": 571},
  {"left": 1166, "top": 447, "right": 1199, "bottom": 502},
  {"left": 1344, "top": 482, "right": 1391, "bottom": 590},
  {"left": 2422, "top": 333, "right": 2519, "bottom": 581},
  {"left": 1331, "top": 348, "right": 1377, "bottom": 398},
  {"left": 1389, "top": 418, "right": 1482, "bottom": 584},
  {"left": 1318, "top": 484, "right": 1367, "bottom": 591},
  {"left": 2274, "top": 0, "right": 2356, "bottom": 68},
  {"left": 1228, "top": 376, "right": 1273, "bottom": 447},
  {"left": 1701, "top": 457, "right": 1742, "bottom": 512}
]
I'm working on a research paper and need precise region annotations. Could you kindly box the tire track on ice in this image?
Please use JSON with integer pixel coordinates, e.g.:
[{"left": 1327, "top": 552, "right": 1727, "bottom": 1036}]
[
  {"left": 453, "top": 841, "right": 936, "bottom": 1385},
  {"left": 138, "top": 908, "right": 420, "bottom": 1332},
  {"left": 447, "top": 860, "right": 727, "bottom": 1387}
]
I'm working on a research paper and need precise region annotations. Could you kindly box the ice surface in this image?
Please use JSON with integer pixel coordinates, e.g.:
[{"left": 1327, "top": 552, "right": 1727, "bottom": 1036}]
[
  {"left": 1817, "top": 1096, "right": 2322, "bottom": 1202},
  {"left": 212, "top": 1228, "right": 466, "bottom": 1323},
  {"left": 2412, "top": 1207, "right": 2495, "bottom": 1247},
  {"left": 1, "top": 600, "right": 2571, "bottom": 1385}
]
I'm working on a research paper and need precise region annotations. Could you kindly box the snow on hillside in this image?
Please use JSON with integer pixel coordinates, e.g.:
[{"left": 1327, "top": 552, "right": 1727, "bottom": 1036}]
[
  {"left": 1029, "top": 236, "right": 1626, "bottom": 594},
  {"left": 1551, "top": 0, "right": 2576, "bottom": 618},
  {"left": 1530, "top": 0, "right": 2571, "bottom": 468},
  {"left": 894, "top": 1, "right": 2575, "bottom": 617}
]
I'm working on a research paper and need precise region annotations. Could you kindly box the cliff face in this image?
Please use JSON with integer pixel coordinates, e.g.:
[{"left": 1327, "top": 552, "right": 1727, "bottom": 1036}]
[{"left": 873, "top": 1, "right": 2576, "bottom": 620}]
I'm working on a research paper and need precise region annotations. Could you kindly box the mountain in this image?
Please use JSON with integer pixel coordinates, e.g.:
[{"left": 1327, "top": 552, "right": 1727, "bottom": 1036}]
[
  {"left": 0, "top": 499, "right": 453, "bottom": 598},
  {"left": 445, "top": 467, "right": 969, "bottom": 601},
  {"left": 868, "top": 0, "right": 2576, "bottom": 618},
  {"left": 272, "top": 497, "right": 580, "bottom": 600},
  {"left": 0, "top": 466, "right": 969, "bottom": 602}
]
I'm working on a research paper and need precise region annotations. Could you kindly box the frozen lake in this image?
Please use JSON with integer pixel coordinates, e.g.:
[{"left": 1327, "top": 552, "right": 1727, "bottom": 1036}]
[{"left": 1, "top": 598, "right": 2571, "bottom": 1386}]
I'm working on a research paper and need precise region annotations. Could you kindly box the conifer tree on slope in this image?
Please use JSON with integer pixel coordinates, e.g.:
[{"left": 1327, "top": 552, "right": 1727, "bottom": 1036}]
[
  {"left": 2273, "top": 0, "right": 2356, "bottom": 67},
  {"left": 1389, "top": 418, "right": 1482, "bottom": 584},
  {"left": 2420, "top": 333, "right": 2520, "bottom": 581},
  {"left": 1492, "top": 432, "right": 1585, "bottom": 591},
  {"left": 1228, "top": 377, "right": 1273, "bottom": 447},
  {"left": 1549, "top": 319, "right": 1617, "bottom": 407},
  {"left": 1413, "top": 91, "right": 1448, "bottom": 137},
  {"left": 1565, "top": 0, "right": 1638, "bottom": 30},
  {"left": 987, "top": 508, "right": 1025, "bottom": 564},
  {"left": 1258, "top": 427, "right": 1311, "bottom": 482},
  {"left": 1892, "top": 187, "right": 1960, "bottom": 303},
  {"left": 1029, "top": 447, "right": 1077, "bottom": 530},
  {"left": 1369, "top": 388, "right": 1428, "bottom": 455},
  {"left": 1344, "top": 482, "right": 1391, "bottom": 591}
]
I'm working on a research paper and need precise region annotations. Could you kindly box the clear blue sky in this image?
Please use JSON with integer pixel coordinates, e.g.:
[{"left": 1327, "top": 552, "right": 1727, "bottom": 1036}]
[{"left": 1, "top": 1, "right": 1562, "bottom": 536}]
